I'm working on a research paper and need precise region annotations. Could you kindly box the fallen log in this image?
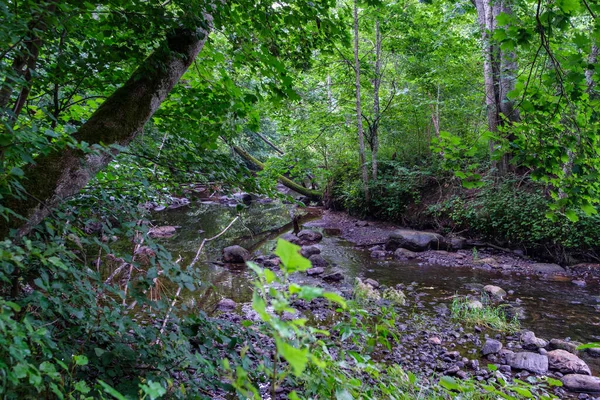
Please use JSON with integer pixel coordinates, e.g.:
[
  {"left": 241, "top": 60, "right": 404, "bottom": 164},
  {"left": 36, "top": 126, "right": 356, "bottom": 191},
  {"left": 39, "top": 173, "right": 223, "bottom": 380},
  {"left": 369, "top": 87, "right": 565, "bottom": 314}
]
[{"left": 232, "top": 145, "right": 321, "bottom": 200}]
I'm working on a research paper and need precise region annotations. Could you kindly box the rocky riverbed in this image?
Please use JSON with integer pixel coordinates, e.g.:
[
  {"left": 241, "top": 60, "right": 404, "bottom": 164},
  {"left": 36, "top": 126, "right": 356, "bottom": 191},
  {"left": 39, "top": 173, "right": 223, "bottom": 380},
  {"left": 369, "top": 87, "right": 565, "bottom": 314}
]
[{"left": 147, "top": 196, "right": 600, "bottom": 398}]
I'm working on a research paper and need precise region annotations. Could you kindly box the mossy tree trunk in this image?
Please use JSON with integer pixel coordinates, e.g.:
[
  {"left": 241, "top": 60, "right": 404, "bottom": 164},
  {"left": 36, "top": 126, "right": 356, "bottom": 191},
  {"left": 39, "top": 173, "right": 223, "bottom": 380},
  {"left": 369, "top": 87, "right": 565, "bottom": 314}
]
[
  {"left": 2, "top": 19, "right": 213, "bottom": 237},
  {"left": 232, "top": 145, "right": 322, "bottom": 200}
]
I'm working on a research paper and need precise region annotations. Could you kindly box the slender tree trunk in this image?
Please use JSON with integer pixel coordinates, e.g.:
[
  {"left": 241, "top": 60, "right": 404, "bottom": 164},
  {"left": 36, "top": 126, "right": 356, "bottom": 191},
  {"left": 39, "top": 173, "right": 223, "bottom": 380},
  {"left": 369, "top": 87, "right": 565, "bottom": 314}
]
[
  {"left": 371, "top": 19, "right": 381, "bottom": 181},
  {"left": 586, "top": 43, "right": 598, "bottom": 94},
  {"left": 353, "top": 0, "right": 370, "bottom": 202},
  {"left": 473, "top": 0, "right": 518, "bottom": 174},
  {"left": 2, "top": 19, "right": 213, "bottom": 238}
]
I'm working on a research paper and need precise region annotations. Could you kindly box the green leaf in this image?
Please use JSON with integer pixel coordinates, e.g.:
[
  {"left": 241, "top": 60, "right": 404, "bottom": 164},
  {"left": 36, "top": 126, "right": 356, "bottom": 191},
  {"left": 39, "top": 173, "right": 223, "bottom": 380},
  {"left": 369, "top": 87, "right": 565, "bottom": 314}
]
[
  {"left": 564, "top": 209, "right": 579, "bottom": 222},
  {"left": 97, "top": 380, "right": 128, "bottom": 400},
  {"left": 275, "top": 239, "right": 311, "bottom": 273},
  {"left": 73, "top": 355, "right": 88, "bottom": 366},
  {"left": 439, "top": 376, "right": 460, "bottom": 391},
  {"left": 276, "top": 338, "right": 309, "bottom": 376},
  {"left": 323, "top": 292, "right": 347, "bottom": 308}
]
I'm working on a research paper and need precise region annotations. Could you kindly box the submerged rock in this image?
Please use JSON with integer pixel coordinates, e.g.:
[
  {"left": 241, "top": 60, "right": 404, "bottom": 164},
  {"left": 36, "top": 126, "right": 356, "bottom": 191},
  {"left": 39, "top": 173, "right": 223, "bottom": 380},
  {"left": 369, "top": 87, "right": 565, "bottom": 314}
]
[
  {"left": 547, "top": 349, "right": 591, "bottom": 375},
  {"left": 506, "top": 352, "right": 548, "bottom": 374},
  {"left": 370, "top": 250, "right": 388, "bottom": 259},
  {"left": 384, "top": 229, "right": 447, "bottom": 252},
  {"left": 561, "top": 374, "right": 600, "bottom": 392},
  {"left": 297, "top": 229, "right": 323, "bottom": 245},
  {"left": 223, "top": 245, "right": 250, "bottom": 264}
]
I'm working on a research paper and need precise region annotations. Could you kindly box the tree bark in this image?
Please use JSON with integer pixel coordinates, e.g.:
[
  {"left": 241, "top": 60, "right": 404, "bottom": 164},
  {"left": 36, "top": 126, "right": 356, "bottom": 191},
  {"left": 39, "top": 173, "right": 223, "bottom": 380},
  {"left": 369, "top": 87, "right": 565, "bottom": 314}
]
[
  {"left": 473, "top": 0, "right": 518, "bottom": 174},
  {"left": 354, "top": 0, "right": 370, "bottom": 202},
  {"left": 231, "top": 145, "right": 321, "bottom": 200},
  {"left": 2, "top": 19, "right": 213, "bottom": 238},
  {"left": 371, "top": 19, "right": 381, "bottom": 181}
]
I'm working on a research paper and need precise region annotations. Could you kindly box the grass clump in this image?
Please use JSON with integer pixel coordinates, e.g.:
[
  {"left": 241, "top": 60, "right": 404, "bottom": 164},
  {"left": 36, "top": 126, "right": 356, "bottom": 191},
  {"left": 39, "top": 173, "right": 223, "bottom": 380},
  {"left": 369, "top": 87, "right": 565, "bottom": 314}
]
[
  {"left": 383, "top": 287, "right": 406, "bottom": 305},
  {"left": 450, "top": 296, "right": 520, "bottom": 333}
]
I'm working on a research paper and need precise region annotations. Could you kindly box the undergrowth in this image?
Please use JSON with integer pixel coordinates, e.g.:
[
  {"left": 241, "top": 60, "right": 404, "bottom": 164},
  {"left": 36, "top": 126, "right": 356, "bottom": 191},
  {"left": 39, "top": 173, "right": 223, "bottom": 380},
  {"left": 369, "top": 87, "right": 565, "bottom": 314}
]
[{"left": 450, "top": 296, "right": 520, "bottom": 334}]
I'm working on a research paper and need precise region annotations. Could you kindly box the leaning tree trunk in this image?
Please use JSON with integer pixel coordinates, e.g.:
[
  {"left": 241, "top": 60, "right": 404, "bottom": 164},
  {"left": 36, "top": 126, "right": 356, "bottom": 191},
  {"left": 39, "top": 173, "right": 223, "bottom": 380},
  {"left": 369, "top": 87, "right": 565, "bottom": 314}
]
[
  {"left": 353, "top": 0, "right": 370, "bottom": 202},
  {"left": 2, "top": 19, "right": 213, "bottom": 238},
  {"left": 231, "top": 145, "right": 321, "bottom": 200}
]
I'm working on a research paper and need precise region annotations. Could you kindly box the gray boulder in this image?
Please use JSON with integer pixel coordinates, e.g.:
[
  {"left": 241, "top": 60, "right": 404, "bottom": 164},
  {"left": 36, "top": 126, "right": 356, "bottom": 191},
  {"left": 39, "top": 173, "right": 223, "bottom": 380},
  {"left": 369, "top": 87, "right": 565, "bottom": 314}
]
[
  {"left": 306, "top": 267, "right": 324, "bottom": 276},
  {"left": 547, "top": 349, "right": 591, "bottom": 375},
  {"left": 384, "top": 229, "right": 447, "bottom": 252},
  {"left": 394, "top": 247, "right": 418, "bottom": 260},
  {"left": 364, "top": 278, "right": 380, "bottom": 288},
  {"left": 482, "top": 339, "right": 503, "bottom": 356},
  {"left": 280, "top": 233, "right": 301, "bottom": 245},
  {"left": 483, "top": 285, "right": 507, "bottom": 300},
  {"left": 521, "top": 331, "right": 548, "bottom": 350},
  {"left": 223, "top": 245, "right": 250, "bottom": 264},
  {"left": 561, "top": 374, "right": 600, "bottom": 392},
  {"left": 323, "top": 269, "right": 344, "bottom": 282},
  {"left": 301, "top": 245, "right": 321, "bottom": 258},
  {"left": 297, "top": 229, "right": 323, "bottom": 245},
  {"left": 371, "top": 250, "right": 388, "bottom": 259},
  {"left": 531, "top": 263, "right": 565, "bottom": 275},
  {"left": 549, "top": 339, "right": 581, "bottom": 354},
  {"left": 506, "top": 352, "right": 548, "bottom": 374},
  {"left": 217, "top": 298, "right": 237, "bottom": 311},
  {"left": 309, "top": 254, "right": 328, "bottom": 268}
]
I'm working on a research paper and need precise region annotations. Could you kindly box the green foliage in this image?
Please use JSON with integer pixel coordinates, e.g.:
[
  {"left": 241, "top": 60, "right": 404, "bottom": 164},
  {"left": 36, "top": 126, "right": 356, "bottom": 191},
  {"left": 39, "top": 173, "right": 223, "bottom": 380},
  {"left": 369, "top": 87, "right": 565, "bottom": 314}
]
[
  {"left": 450, "top": 296, "right": 520, "bottom": 333},
  {"left": 428, "top": 177, "right": 600, "bottom": 260}
]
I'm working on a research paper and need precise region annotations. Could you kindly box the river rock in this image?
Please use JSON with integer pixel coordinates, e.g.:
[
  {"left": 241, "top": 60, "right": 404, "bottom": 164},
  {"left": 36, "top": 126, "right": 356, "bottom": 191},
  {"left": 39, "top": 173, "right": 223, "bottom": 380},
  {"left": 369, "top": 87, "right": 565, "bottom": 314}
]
[
  {"left": 547, "top": 349, "right": 591, "bottom": 375},
  {"left": 364, "top": 278, "right": 380, "bottom": 288},
  {"left": 306, "top": 267, "right": 324, "bottom": 276},
  {"left": 222, "top": 245, "right": 250, "bottom": 264},
  {"left": 474, "top": 257, "right": 499, "bottom": 268},
  {"left": 506, "top": 352, "right": 548, "bottom": 374},
  {"left": 148, "top": 225, "right": 178, "bottom": 238},
  {"left": 482, "top": 339, "right": 503, "bottom": 355},
  {"left": 263, "top": 256, "right": 281, "bottom": 269},
  {"left": 531, "top": 263, "right": 565, "bottom": 275},
  {"left": 301, "top": 245, "right": 321, "bottom": 258},
  {"left": 549, "top": 339, "right": 581, "bottom": 354},
  {"left": 521, "top": 331, "right": 548, "bottom": 350},
  {"left": 561, "top": 374, "right": 600, "bottom": 392},
  {"left": 297, "top": 230, "right": 323, "bottom": 245},
  {"left": 448, "top": 235, "right": 467, "bottom": 250},
  {"left": 280, "top": 233, "right": 301, "bottom": 245},
  {"left": 217, "top": 298, "right": 237, "bottom": 311},
  {"left": 371, "top": 250, "right": 388, "bottom": 259},
  {"left": 572, "top": 280, "right": 586, "bottom": 287},
  {"left": 483, "top": 285, "right": 507, "bottom": 299},
  {"left": 384, "top": 229, "right": 447, "bottom": 252},
  {"left": 394, "top": 247, "right": 418, "bottom": 260},
  {"left": 323, "top": 269, "right": 344, "bottom": 282},
  {"left": 568, "top": 263, "right": 600, "bottom": 277},
  {"left": 429, "top": 336, "right": 442, "bottom": 345},
  {"left": 309, "top": 254, "right": 328, "bottom": 268}
]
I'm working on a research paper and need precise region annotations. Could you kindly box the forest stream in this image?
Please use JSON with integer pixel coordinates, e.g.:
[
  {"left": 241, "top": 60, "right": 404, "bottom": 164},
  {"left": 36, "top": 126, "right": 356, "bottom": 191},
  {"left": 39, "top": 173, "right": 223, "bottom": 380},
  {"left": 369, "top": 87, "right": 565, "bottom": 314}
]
[{"left": 147, "top": 198, "right": 600, "bottom": 378}]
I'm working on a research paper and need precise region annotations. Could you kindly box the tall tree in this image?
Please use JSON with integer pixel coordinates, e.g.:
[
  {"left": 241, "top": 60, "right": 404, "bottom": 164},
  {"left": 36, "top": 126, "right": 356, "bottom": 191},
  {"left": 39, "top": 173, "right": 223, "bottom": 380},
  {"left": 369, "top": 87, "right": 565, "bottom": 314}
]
[
  {"left": 472, "top": 0, "right": 519, "bottom": 173},
  {"left": 354, "top": 0, "right": 370, "bottom": 201}
]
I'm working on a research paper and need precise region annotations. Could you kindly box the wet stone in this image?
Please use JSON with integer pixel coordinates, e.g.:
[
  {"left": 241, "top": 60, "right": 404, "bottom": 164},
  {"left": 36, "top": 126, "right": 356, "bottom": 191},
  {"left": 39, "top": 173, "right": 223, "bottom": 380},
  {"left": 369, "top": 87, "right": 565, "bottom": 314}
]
[
  {"left": 306, "top": 267, "right": 324, "bottom": 276},
  {"left": 547, "top": 349, "right": 591, "bottom": 375},
  {"left": 562, "top": 374, "right": 600, "bottom": 393},
  {"left": 482, "top": 339, "right": 503, "bottom": 356},
  {"left": 506, "top": 352, "right": 548, "bottom": 374},
  {"left": 217, "top": 298, "right": 237, "bottom": 311}
]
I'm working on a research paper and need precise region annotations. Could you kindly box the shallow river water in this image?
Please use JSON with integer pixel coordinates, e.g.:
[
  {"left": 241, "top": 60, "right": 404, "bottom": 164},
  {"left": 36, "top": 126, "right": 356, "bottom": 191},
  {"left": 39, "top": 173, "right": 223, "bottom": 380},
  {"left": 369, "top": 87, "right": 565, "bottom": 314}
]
[{"left": 151, "top": 200, "right": 600, "bottom": 372}]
